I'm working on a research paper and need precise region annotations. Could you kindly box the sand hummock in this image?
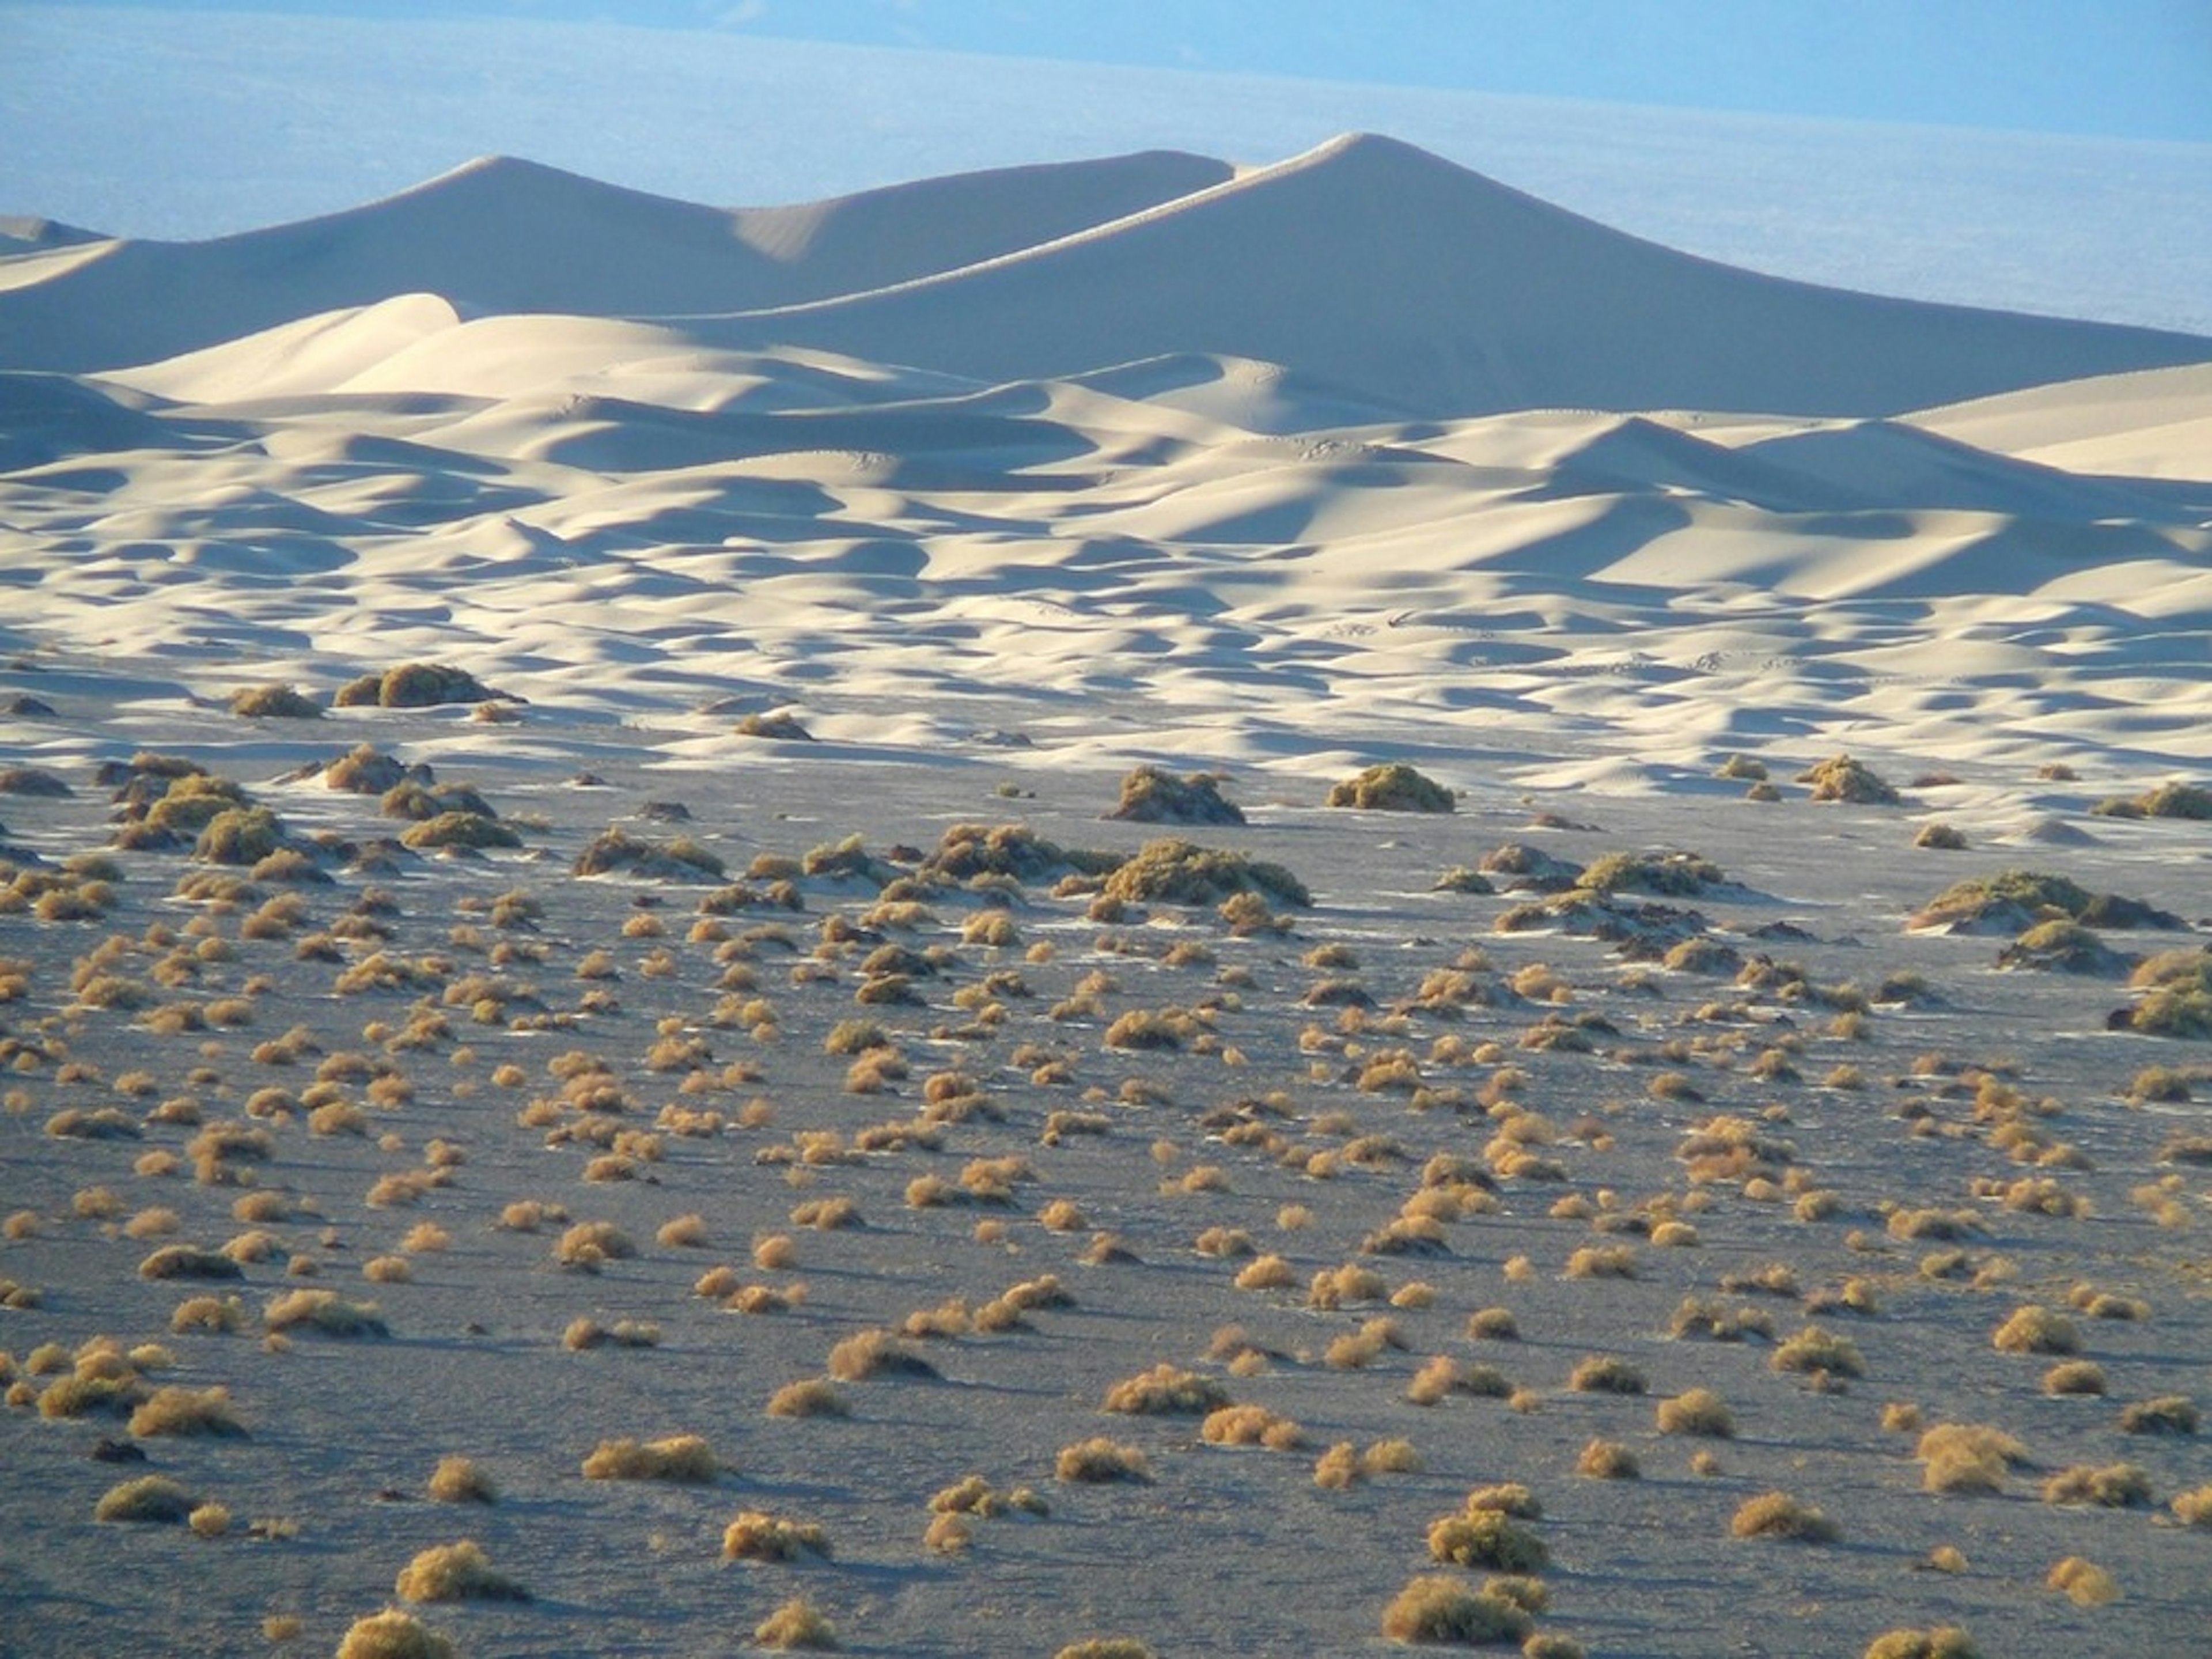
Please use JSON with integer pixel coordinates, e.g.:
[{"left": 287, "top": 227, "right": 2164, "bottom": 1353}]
[{"left": 2, "top": 136, "right": 2211, "bottom": 1658}]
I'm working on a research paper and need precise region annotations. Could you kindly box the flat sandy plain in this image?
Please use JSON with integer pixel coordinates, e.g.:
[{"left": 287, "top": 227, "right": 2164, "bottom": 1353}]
[{"left": 3, "top": 136, "right": 2212, "bottom": 1659}]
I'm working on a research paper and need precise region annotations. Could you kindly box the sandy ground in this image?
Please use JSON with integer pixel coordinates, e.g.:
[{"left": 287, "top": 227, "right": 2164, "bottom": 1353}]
[{"left": 3, "top": 137, "right": 2211, "bottom": 1659}]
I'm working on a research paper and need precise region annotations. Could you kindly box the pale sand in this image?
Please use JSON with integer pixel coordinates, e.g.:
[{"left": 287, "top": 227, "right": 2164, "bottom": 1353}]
[{"left": 2, "top": 136, "right": 2211, "bottom": 1658}]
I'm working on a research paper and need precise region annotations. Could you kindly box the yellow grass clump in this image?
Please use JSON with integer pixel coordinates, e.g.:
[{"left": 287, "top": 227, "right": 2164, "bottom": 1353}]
[
  {"left": 1729, "top": 1491, "right": 1839, "bottom": 1542},
  {"left": 722, "top": 1510, "right": 832, "bottom": 1562},
  {"left": 1862, "top": 1630, "right": 1982, "bottom": 1659},
  {"left": 1426, "top": 1506, "right": 1548, "bottom": 1572},
  {"left": 2047, "top": 1556, "right": 2120, "bottom": 1606},
  {"left": 427, "top": 1456, "right": 496, "bottom": 1503},
  {"left": 127, "top": 1384, "right": 244, "bottom": 1437},
  {"left": 754, "top": 1597, "right": 836, "bottom": 1650},
  {"left": 1656, "top": 1387, "right": 1734, "bottom": 1437},
  {"left": 335, "top": 1610, "right": 458, "bottom": 1659},
  {"left": 1055, "top": 1438, "right": 1153, "bottom": 1483},
  {"left": 94, "top": 1474, "right": 198, "bottom": 1523},
  {"left": 581, "top": 1434, "right": 720, "bottom": 1483},
  {"left": 1201, "top": 1404, "right": 1306, "bottom": 1450},
  {"left": 393, "top": 1540, "right": 529, "bottom": 1602},
  {"left": 1380, "top": 1574, "right": 1533, "bottom": 1646},
  {"left": 1916, "top": 1423, "right": 2028, "bottom": 1495},
  {"left": 1103, "top": 1362, "right": 1232, "bottom": 1416}
]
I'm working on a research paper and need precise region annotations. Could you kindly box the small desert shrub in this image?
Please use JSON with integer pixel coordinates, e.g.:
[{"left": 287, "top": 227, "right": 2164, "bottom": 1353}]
[
  {"left": 1108, "top": 765, "right": 1244, "bottom": 825},
  {"left": 1862, "top": 1630, "right": 1982, "bottom": 1659},
  {"left": 2041, "top": 1463, "right": 2152, "bottom": 1508},
  {"left": 2119, "top": 1395, "right": 2199, "bottom": 1435},
  {"left": 1467, "top": 1306, "right": 1520, "bottom": 1341},
  {"left": 723, "top": 1510, "right": 832, "bottom": 1562},
  {"left": 767, "top": 1378, "right": 849, "bottom": 1419},
  {"left": 395, "top": 1540, "right": 530, "bottom": 1603},
  {"left": 754, "top": 1598, "right": 836, "bottom": 1650},
  {"left": 95, "top": 1474, "right": 198, "bottom": 1523},
  {"left": 1567, "top": 1355, "right": 1646, "bottom": 1395},
  {"left": 1379, "top": 1574, "right": 1532, "bottom": 1645},
  {"left": 263, "top": 1289, "right": 388, "bottom": 1337},
  {"left": 336, "top": 662, "right": 505, "bottom": 709},
  {"left": 553, "top": 1220, "right": 636, "bottom": 1271},
  {"left": 335, "top": 1610, "right": 457, "bottom": 1659},
  {"left": 1798, "top": 754, "right": 1900, "bottom": 805},
  {"left": 1730, "top": 1490, "right": 1838, "bottom": 1542},
  {"left": 2042, "top": 1360, "right": 2107, "bottom": 1396},
  {"left": 139, "top": 1244, "right": 243, "bottom": 1282},
  {"left": 171, "top": 1294, "right": 247, "bottom": 1334},
  {"left": 1200, "top": 1404, "right": 1306, "bottom": 1449},
  {"left": 1991, "top": 1305, "right": 2079, "bottom": 1355},
  {"left": 1327, "top": 764, "right": 1454, "bottom": 813},
  {"left": 1055, "top": 1642, "right": 1157, "bottom": 1659},
  {"left": 582, "top": 1434, "right": 719, "bottom": 1483},
  {"left": 2047, "top": 1556, "right": 2119, "bottom": 1607},
  {"left": 1656, "top": 1388, "right": 1734, "bottom": 1437},
  {"left": 128, "top": 1384, "right": 244, "bottom": 1437},
  {"left": 1563, "top": 1244, "right": 1637, "bottom": 1279},
  {"left": 827, "top": 1328, "right": 934, "bottom": 1382},
  {"left": 1056, "top": 1437, "right": 1153, "bottom": 1483},
  {"left": 1103, "top": 1362, "right": 1231, "bottom": 1416},
  {"left": 1426, "top": 1508, "right": 1548, "bottom": 1573},
  {"left": 1763, "top": 1318, "right": 1863, "bottom": 1381},
  {"left": 1917, "top": 1423, "right": 2028, "bottom": 1495},
  {"left": 428, "top": 1456, "right": 497, "bottom": 1503},
  {"left": 2171, "top": 1484, "right": 2212, "bottom": 1527},
  {"left": 1577, "top": 1438, "right": 1639, "bottom": 1479}
]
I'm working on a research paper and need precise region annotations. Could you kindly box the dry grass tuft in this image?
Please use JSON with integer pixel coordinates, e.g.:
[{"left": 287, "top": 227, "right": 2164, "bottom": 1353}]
[
  {"left": 263, "top": 1289, "right": 388, "bottom": 1338},
  {"left": 1200, "top": 1404, "right": 1306, "bottom": 1449},
  {"left": 94, "top": 1474, "right": 198, "bottom": 1523},
  {"left": 753, "top": 1598, "right": 836, "bottom": 1650},
  {"left": 393, "top": 1540, "right": 529, "bottom": 1603},
  {"left": 427, "top": 1456, "right": 496, "bottom": 1503},
  {"left": 1103, "top": 1362, "right": 1232, "bottom": 1416},
  {"left": 827, "top": 1328, "right": 935, "bottom": 1382},
  {"left": 1916, "top": 1422, "right": 2028, "bottom": 1495},
  {"left": 2171, "top": 1484, "right": 2212, "bottom": 1527},
  {"left": 1575, "top": 1438, "right": 1639, "bottom": 1479},
  {"left": 1425, "top": 1507, "right": 1549, "bottom": 1573},
  {"left": 128, "top": 1384, "right": 244, "bottom": 1437},
  {"left": 2046, "top": 1556, "right": 2120, "bottom": 1606},
  {"left": 335, "top": 1610, "right": 457, "bottom": 1659},
  {"left": 1730, "top": 1490, "right": 1838, "bottom": 1542},
  {"left": 1379, "top": 1574, "right": 1532, "bottom": 1645},
  {"left": 1566, "top": 1354, "right": 1646, "bottom": 1395},
  {"left": 2040, "top": 1463, "right": 2152, "bottom": 1508},
  {"left": 1054, "top": 1641, "right": 1157, "bottom": 1659},
  {"left": 1656, "top": 1388, "right": 1734, "bottom": 1437},
  {"left": 722, "top": 1510, "right": 832, "bottom": 1562},
  {"left": 1771, "top": 1325, "right": 1866, "bottom": 1380},
  {"left": 582, "top": 1434, "right": 720, "bottom": 1483},
  {"left": 767, "top": 1377, "right": 850, "bottom": 1419},
  {"left": 1991, "top": 1304, "right": 2080, "bottom": 1355},
  {"left": 1862, "top": 1629, "right": 1982, "bottom": 1659},
  {"left": 1055, "top": 1438, "right": 1153, "bottom": 1483}
]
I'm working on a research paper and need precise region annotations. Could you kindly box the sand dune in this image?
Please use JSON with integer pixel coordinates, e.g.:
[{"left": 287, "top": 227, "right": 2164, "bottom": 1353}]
[
  {"left": 695, "top": 133, "right": 2212, "bottom": 420},
  {"left": 3, "top": 134, "right": 2212, "bottom": 789},
  {"left": 0, "top": 149, "right": 1231, "bottom": 374}
]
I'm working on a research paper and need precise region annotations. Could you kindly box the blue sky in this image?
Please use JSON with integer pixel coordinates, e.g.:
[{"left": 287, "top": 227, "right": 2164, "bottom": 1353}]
[{"left": 43, "top": 0, "right": 2212, "bottom": 142}]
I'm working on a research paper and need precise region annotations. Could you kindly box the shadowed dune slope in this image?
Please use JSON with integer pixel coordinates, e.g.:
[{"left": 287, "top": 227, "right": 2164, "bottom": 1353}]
[
  {"left": 0, "top": 149, "right": 1232, "bottom": 374},
  {"left": 696, "top": 132, "right": 2212, "bottom": 421}
]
